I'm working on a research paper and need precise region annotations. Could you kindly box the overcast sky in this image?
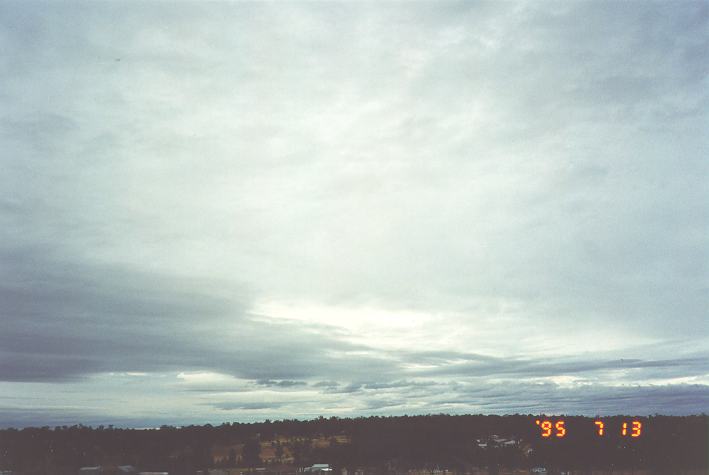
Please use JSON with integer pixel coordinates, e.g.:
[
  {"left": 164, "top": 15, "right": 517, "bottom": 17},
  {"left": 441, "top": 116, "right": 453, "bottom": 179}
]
[{"left": 0, "top": 1, "right": 707, "bottom": 428}]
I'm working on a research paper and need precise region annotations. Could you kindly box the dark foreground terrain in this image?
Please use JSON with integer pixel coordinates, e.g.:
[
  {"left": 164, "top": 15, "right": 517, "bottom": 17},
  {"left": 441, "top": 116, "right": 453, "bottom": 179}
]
[{"left": 0, "top": 414, "right": 706, "bottom": 474}]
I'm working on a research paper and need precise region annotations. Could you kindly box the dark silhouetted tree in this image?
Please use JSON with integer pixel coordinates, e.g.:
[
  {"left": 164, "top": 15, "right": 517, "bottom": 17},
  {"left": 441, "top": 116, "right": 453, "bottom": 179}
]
[{"left": 242, "top": 438, "right": 261, "bottom": 467}]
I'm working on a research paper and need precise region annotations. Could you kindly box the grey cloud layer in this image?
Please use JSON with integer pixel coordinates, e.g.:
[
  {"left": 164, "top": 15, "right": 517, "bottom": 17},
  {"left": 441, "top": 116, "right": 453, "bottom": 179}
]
[
  {"left": 0, "top": 247, "right": 397, "bottom": 382},
  {"left": 7, "top": 244, "right": 704, "bottom": 386}
]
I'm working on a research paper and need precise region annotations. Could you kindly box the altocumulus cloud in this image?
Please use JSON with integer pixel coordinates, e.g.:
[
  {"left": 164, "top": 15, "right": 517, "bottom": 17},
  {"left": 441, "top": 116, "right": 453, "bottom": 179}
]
[{"left": 0, "top": 1, "right": 707, "bottom": 427}]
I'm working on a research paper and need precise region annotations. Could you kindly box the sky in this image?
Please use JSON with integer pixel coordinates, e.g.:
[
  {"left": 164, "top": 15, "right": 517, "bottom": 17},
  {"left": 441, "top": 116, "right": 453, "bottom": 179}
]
[{"left": 0, "top": 1, "right": 707, "bottom": 428}]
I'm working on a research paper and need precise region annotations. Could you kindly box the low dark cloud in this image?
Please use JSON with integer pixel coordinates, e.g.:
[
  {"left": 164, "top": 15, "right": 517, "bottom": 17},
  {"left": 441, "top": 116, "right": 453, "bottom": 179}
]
[
  {"left": 413, "top": 354, "right": 709, "bottom": 381},
  {"left": 0, "top": 407, "right": 103, "bottom": 429},
  {"left": 363, "top": 399, "right": 405, "bottom": 411},
  {"left": 257, "top": 379, "right": 308, "bottom": 388},
  {"left": 443, "top": 383, "right": 709, "bottom": 416},
  {"left": 362, "top": 380, "right": 429, "bottom": 390},
  {"left": 0, "top": 246, "right": 236, "bottom": 381},
  {"left": 2, "top": 377, "right": 708, "bottom": 428},
  {"left": 210, "top": 402, "right": 286, "bottom": 411},
  {"left": 0, "top": 246, "right": 399, "bottom": 383}
]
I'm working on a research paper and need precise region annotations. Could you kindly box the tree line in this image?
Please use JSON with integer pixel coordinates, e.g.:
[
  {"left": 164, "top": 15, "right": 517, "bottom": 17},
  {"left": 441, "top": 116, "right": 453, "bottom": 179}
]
[{"left": 0, "top": 414, "right": 706, "bottom": 474}]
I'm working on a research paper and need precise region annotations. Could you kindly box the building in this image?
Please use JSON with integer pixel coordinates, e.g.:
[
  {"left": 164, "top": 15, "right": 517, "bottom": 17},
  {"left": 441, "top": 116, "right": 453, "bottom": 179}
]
[
  {"left": 303, "top": 464, "right": 332, "bottom": 474},
  {"left": 78, "top": 466, "right": 137, "bottom": 474}
]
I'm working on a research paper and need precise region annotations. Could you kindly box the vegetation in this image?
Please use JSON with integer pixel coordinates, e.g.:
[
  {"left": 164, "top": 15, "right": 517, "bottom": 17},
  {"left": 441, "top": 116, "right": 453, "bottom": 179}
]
[{"left": 0, "top": 414, "right": 706, "bottom": 474}]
